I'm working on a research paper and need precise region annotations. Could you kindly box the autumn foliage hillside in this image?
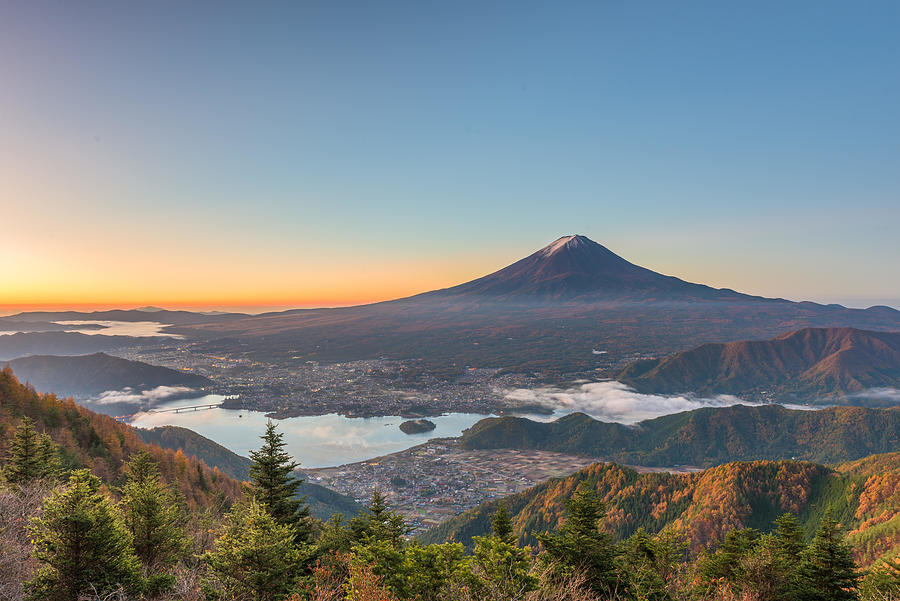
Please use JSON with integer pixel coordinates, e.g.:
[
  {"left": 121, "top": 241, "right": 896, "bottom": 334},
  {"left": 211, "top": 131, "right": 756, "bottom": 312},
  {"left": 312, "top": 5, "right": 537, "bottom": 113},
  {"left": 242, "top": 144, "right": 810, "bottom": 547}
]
[
  {"left": 423, "top": 454, "right": 900, "bottom": 567},
  {"left": 0, "top": 367, "right": 241, "bottom": 508}
]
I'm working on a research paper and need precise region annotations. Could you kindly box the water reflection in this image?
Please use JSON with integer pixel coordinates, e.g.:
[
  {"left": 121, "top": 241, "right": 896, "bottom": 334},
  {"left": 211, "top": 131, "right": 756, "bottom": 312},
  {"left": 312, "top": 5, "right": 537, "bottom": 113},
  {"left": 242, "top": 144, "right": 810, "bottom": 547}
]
[{"left": 129, "top": 396, "right": 549, "bottom": 468}]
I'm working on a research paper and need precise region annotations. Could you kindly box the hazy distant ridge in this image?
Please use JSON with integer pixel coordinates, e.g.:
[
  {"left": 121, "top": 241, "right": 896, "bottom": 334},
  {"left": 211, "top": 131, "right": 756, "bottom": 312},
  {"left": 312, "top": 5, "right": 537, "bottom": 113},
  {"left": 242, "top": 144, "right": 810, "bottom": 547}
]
[{"left": 4, "top": 352, "right": 211, "bottom": 397}]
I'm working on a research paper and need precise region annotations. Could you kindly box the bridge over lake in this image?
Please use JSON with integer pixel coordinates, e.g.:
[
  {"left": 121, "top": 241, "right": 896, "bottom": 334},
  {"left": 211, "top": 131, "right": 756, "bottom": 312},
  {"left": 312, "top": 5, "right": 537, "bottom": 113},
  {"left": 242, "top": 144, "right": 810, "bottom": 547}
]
[{"left": 146, "top": 402, "right": 222, "bottom": 414}]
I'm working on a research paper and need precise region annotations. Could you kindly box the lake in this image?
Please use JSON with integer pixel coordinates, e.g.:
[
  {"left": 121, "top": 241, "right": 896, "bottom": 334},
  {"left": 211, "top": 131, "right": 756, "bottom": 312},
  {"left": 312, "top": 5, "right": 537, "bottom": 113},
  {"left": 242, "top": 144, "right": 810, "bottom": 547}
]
[{"left": 128, "top": 395, "right": 555, "bottom": 468}]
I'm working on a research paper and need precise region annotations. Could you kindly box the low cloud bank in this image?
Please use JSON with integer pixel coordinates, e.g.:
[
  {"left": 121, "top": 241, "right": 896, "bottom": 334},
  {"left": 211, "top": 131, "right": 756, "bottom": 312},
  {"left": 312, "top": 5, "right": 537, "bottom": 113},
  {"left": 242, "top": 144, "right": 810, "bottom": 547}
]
[
  {"left": 94, "top": 385, "right": 196, "bottom": 406},
  {"left": 846, "top": 387, "right": 900, "bottom": 403},
  {"left": 504, "top": 380, "right": 752, "bottom": 424}
]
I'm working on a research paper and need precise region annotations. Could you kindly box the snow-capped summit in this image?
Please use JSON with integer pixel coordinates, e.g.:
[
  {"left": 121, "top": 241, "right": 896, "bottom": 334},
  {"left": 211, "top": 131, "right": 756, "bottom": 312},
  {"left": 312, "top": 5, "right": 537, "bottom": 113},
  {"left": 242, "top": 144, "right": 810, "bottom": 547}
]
[
  {"left": 538, "top": 234, "right": 591, "bottom": 257},
  {"left": 424, "top": 234, "right": 750, "bottom": 302}
]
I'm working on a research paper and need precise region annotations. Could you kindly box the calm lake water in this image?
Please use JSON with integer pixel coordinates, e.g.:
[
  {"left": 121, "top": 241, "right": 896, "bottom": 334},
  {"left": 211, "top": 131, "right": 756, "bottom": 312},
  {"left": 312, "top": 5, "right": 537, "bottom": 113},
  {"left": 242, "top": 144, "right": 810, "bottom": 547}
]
[
  {"left": 129, "top": 395, "right": 554, "bottom": 468},
  {"left": 54, "top": 320, "right": 180, "bottom": 337}
]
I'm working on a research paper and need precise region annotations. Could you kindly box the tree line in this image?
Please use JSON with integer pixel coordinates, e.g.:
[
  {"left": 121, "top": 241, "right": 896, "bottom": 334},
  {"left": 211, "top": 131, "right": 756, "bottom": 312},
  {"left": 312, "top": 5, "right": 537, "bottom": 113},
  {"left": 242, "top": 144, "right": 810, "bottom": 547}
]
[{"left": 2, "top": 417, "right": 900, "bottom": 601}]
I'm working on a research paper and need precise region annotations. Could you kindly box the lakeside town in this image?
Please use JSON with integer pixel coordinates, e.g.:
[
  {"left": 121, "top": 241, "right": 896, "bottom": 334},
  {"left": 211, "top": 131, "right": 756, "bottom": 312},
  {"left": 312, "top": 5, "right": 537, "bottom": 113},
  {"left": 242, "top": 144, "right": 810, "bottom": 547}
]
[{"left": 304, "top": 439, "right": 605, "bottom": 534}]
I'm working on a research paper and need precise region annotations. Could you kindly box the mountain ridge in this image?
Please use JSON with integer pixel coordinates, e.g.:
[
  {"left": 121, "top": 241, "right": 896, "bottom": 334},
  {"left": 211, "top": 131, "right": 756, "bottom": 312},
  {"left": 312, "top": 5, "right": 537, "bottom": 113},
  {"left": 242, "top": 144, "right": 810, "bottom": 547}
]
[
  {"left": 3, "top": 352, "right": 212, "bottom": 403},
  {"left": 420, "top": 454, "right": 900, "bottom": 567},
  {"left": 458, "top": 404, "right": 900, "bottom": 467},
  {"left": 616, "top": 326, "right": 900, "bottom": 401}
]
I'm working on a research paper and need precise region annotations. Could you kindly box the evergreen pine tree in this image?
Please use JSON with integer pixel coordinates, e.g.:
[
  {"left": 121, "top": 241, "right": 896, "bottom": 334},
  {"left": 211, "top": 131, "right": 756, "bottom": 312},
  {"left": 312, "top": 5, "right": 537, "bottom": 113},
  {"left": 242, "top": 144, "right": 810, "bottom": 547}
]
[
  {"left": 119, "top": 451, "right": 189, "bottom": 592},
  {"left": 767, "top": 513, "right": 808, "bottom": 601},
  {"left": 403, "top": 542, "right": 470, "bottom": 601},
  {"left": 24, "top": 469, "right": 141, "bottom": 601},
  {"left": 536, "top": 484, "right": 619, "bottom": 595},
  {"left": 773, "top": 513, "right": 807, "bottom": 560},
  {"left": 203, "top": 499, "right": 304, "bottom": 601},
  {"left": 248, "top": 420, "right": 310, "bottom": 542},
  {"left": 5, "top": 417, "right": 43, "bottom": 484},
  {"left": 490, "top": 503, "right": 515, "bottom": 545},
  {"left": 36, "top": 434, "right": 62, "bottom": 481},
  {"left": 699, "top": 527, "right": 760, "bottom": 584},
  {"left": 616, "top": 528, "right": 687, "bottom": 601},
  {"left": 347, "top": 489, "right": 412, "bottom": 596},
  {"left": 799, "top": 516, "right": 859, "bottom": 601}
]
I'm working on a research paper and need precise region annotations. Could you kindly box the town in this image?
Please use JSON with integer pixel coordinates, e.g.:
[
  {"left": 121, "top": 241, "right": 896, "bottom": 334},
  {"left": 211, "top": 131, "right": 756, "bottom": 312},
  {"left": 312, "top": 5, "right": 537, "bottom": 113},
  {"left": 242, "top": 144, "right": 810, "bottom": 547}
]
[{"left": 304, "top": 439, "right": 605, "bottom": 535}]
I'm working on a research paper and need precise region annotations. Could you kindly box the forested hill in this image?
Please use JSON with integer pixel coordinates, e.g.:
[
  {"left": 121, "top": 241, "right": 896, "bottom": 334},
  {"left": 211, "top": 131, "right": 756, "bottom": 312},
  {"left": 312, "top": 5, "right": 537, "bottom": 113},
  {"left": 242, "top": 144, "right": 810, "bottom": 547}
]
[
  {"left": 136, "top": 425, "right": 363, "bottom": 519},
  {"left": 616, "top": 327, "right": 900, "bottom": 402},
  {"left": 422, "top": 454, "right": 900, "bottom": 567},
  {"left": 459, "top": 404, "right": 900, "bottom": 467},
  {"left": 4, "top": 352, "right": 212, "bottom": 398},
  {"left": 0, "top": 367, "right": 240, "bottom": 508}
]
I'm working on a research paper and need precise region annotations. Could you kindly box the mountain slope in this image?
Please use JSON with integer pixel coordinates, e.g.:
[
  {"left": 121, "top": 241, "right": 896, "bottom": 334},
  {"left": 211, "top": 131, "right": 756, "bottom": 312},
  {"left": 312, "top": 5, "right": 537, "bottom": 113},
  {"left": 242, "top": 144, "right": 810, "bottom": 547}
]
[
  {"left": 0, "top": 367, "right": 240, "bottom": 509},
  {"left": 459, "top": 405, "right": 900, "bottom": 467},
  {"left": 421, "top": 454, "right": 900, "bottom": 567},
  {"left": 422, "top": 235, "right": 753, "bottom": 302},
  {"left": 136, "top": 426, "right": 363, "bottom": 520},
  {"left": 4, "top": 352, "right": 212, "bottom": 398},
  {"left": 616, "top": 327, "right": 900, "bottom": 402},
  {"left": 0, "top": 332, "right": 154, "bottom": 362},
  {"left": 179, "top": 235, "right": 900, "bottom": 375}
]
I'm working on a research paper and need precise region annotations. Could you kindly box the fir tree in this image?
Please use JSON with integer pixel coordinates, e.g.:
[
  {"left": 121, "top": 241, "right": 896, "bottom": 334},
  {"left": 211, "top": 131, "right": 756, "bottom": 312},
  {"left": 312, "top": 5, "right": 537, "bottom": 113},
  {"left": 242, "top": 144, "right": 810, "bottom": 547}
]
[
  {"left": 799, "top": 516, "right": 859, "bottom": 601},
  {"left": 350, "top": 488, "right": 408, "bottom": 545},
  {"left": 470, "top": 530, "right": 537, "bottom": 600},
  {"left": 24, "top": 469, "right": 141, "bottom": 601},
  {"left": 490, "top": 503, "right": 515, "bottom": 545},
  {"left": 36, "top": 434, "right": 62, "bottom": 481},
  {"left": 5, "top": 417, "right": 43, "bottom": 484},
  {"left": 536, "top": 484, "right": 619, "bottom": 595},
  {"left": 403, "top": 543, "right": 470, "bottom": 601},
  {"left": 773, "top": 513, "right": 807, "bottom": 561},
  {"left": 204, "top": 499, "right": 304, "bottom": 601},
  {"left": 248, "top": 420, "right": 310, "bottom": 541},
  {"left": 616, "top": 528, "right": 683, "bottom": 601},
  {"left": 349, "top": 489, "right": 411, "bottom": 596},
  {"left": 119, "top": 451, "right": 189, "bottom": 593},
  {"left": 699, "top": 527, "right": 760, "bottom": 583}
]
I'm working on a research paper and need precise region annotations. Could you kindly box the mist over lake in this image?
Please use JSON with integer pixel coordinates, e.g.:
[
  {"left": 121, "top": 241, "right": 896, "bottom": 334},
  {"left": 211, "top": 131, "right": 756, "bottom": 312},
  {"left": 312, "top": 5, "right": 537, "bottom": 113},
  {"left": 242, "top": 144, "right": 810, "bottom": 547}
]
[{"left": 125, "top": 383, "right": 771, "bottom": 468}]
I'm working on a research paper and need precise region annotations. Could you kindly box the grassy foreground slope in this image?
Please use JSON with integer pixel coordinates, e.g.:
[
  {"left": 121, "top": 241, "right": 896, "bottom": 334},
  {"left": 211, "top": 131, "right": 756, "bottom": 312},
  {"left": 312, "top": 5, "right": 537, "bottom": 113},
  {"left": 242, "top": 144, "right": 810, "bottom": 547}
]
[
  {"left": 422, "top": 453, "right": 900, "bottom": 567},
  {"left": 460, "top": 404, "right": 900, "bottom": 467}
]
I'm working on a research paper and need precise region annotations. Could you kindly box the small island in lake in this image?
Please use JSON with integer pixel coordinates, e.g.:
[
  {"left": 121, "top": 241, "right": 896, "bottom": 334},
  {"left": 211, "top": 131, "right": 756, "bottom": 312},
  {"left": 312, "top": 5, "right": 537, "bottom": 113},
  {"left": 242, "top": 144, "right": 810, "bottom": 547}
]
[{"left": 399, "top": 419, "right": 436, "bottom": 435}]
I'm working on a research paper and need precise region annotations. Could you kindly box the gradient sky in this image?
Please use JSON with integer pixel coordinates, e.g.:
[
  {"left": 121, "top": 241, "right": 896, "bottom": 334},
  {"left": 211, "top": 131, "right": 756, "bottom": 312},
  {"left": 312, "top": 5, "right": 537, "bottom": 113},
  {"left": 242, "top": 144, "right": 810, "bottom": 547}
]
[{"left": 2, "top": 0, "right": 898, "bottom": 311}]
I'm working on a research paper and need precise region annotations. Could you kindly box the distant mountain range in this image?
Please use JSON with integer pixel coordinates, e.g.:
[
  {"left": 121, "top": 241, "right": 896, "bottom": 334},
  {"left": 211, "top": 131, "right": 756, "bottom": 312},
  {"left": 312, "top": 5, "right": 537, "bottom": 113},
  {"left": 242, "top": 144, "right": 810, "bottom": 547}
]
[
  {"left": 459, "top": 404, "right": 900, "bottom": 467},
  {"left": 5, "top": 236, "right": 900, "bottom": 385},
  {"left": 421, "top": 453, "right": 900, "bottom": 568},
  {"left": 1, "top": 308, "right": 248, "bottom": 325},
  {"left": 176, "top": 235, "right": 900, "bottom": 375},
  {"left": 616, "top": 327, "right": 900, "bottom": 403},
  {"left": 0, "top": 332, "right": 149, "bottom": 361},
  {"left": 3, "top": 352, "right": 211, "bottom": 399}
]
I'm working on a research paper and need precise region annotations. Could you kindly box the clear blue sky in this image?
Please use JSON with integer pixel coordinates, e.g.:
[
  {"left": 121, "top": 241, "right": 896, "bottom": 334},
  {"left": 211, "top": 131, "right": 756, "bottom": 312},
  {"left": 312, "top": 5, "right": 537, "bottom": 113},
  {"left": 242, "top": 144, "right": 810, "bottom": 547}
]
[{"left": 1, "top": 1, "right": 898, "bottom": 309}]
